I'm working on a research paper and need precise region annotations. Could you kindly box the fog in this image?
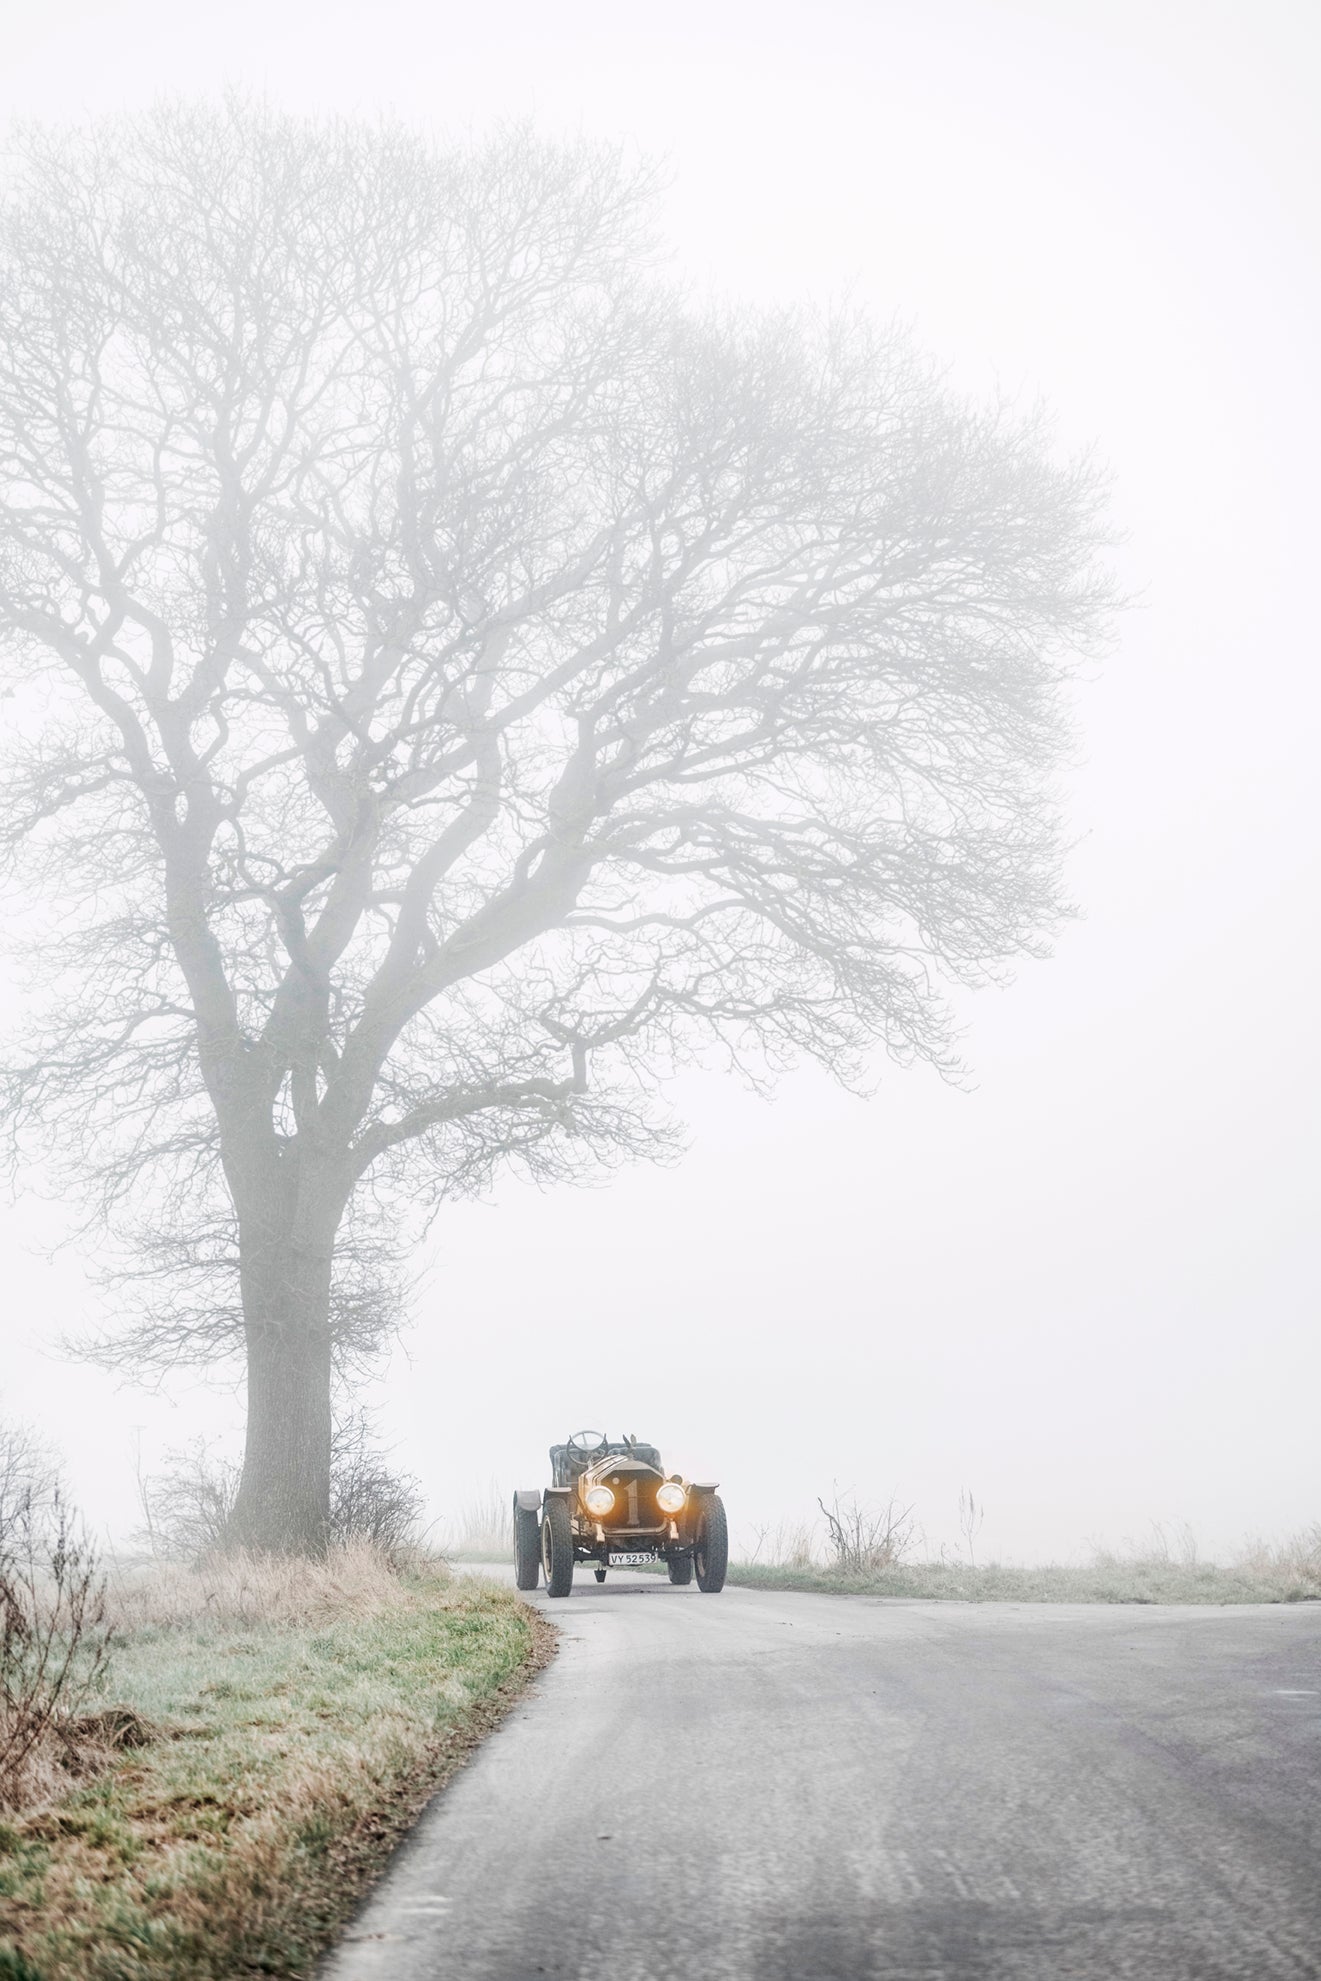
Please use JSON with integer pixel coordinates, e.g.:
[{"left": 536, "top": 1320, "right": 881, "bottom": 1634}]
[{"left": 1, "top": 1, "right": 1317, "bottom": 1564}]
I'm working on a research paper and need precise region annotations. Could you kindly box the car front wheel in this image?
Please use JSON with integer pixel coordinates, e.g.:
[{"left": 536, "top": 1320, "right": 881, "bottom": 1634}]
[
  {"left": 694, "top": 1496, "right": 728, "bottom": 1593},
  {"left": 541, "top": 1495, "right": 575, "bottom": 1598}
]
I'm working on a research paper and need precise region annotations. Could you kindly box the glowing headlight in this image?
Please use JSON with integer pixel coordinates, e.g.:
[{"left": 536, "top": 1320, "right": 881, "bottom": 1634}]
[
  {"left": 584, "top": 1485, "right": 615, "bottom": 1516},
  {"left": 656, "top": 1482, "right": 687, "bottom": 1515}
]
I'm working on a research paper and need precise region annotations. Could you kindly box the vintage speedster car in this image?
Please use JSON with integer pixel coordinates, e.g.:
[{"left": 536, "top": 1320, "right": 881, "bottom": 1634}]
[{"left": 513, "top": 1431, "right": 727, "bottom": 1598}]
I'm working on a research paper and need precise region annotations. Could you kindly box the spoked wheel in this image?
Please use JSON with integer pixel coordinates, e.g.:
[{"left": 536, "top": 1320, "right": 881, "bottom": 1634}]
[
  {"left": 541, "top": 1495, "right": 575, "bottom": 1598},
  {"left": 667, "top": 1553, "right": 694, "bottom": 1586},
  {"left": 694, "top": 1495, "right": 728, "bottom": 1593},
  {"left": 513, "top": 1498, "right": 541, "bottom": 1591}
]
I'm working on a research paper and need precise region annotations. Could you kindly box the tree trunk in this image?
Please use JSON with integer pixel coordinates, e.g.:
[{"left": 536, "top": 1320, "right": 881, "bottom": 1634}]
[{"left": 226, "top": 1183, "right": 338, "bottom": 1555}]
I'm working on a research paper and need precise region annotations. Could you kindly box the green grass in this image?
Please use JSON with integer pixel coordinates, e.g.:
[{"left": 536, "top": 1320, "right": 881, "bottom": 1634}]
[{"left": 0, "top": 1560, "right": 551, "bottom": 1981}]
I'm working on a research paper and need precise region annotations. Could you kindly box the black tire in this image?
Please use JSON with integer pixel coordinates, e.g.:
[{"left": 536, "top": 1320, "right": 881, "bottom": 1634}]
[
  {"left": 694, "top": 1495, "right": 728, "bottom": 1593},
  {"left": 541, "top": 1494, "right": 575, "bottom": 1598},
  {"left": 667, "top": 1553, "right": 694, "bottom": 1586},
  {"left": 513, "top": 1499, "right": 540, "bottom": 1591}
]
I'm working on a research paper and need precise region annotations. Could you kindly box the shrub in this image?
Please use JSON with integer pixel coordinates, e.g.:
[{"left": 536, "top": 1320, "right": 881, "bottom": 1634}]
[
  {"left": 137, "top": 1413, "right": 425, "bottom": 1561},
  {"left": 817, "top": 1489, "right": 916, "bottom": 1574},
  {"left": 329, "top": 1409, "right": 426, "bottom": 1554},
  {"left": 0, "top": 1492, "right": 115, "bottom": 1810},
  {"left": 135, "top": 1437, "right": 240, "bottom": 1560}
]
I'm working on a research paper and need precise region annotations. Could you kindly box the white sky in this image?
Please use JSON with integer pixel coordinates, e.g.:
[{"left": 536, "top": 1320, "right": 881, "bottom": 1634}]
[{"left": 1, "top": 0, "right": 1317, "bottom": 1563}]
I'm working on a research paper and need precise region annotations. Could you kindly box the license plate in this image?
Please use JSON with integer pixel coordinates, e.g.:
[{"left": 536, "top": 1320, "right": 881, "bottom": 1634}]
[{"left": 608, "top": 1552, "right": 655, "bottom": 1567}]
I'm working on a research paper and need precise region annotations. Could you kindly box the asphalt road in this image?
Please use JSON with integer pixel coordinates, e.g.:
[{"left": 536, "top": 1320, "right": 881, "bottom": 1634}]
[{"left": 322, "top": 1571, "right": 1321, "bottom": 1981}]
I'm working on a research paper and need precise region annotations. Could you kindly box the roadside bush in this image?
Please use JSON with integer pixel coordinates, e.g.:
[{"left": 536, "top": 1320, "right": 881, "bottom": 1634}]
[
  {"left": 135, "top": 1437, "right": 239, "bottom": 1560},
  {"left": 817, "top": 1488, "right": 916, "bottom": 1574},
  {"left": 136, "top": 1411, "right": 425, "bottom": 1561},
  {"left": 330, "top": 1408, "right": 426, "bottom": 1554},
  {"left": 0, "top": 1492, "right": 115, "bottom": 1810}
]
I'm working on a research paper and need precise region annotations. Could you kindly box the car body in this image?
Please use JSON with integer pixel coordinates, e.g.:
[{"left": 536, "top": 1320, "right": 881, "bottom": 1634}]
[{"left": 513, "top": 1431, "right": 728, "bottom": 1597}]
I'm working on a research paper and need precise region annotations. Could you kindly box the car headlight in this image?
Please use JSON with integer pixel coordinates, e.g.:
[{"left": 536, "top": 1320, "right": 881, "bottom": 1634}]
[
  {"left": 656, "top": 1482, "right": 686, "bottom": 1515},
  {"left": 584, "top": 1485, "right": 615, "bottom": 1516}
]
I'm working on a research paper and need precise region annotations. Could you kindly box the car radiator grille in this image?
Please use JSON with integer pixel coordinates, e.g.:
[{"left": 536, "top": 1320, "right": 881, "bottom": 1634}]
[{"left": 602, "top": 1473, "right": 662, "bottom": 1532}]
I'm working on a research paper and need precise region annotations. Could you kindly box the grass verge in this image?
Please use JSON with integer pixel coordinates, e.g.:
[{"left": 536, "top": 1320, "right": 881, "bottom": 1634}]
[
  {"left": 454, "top": 1547, "right": 1321, "bottom": 1603},
  {"left": 0, "top": 1552, "right": 553, "bottom": 1981},
  {"left": 720, "top": 1554, "right": 1321, "bottom": 1604}
]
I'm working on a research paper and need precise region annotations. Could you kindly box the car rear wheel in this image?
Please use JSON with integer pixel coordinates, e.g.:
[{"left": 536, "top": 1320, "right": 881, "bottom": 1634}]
[
  {"left": 667, "top": 1553, "right": 694, "bottom": 1586},
  {"left": 694, "top": 1496, "right": 728, "bottom": 1593},
  {"left": 513, "top": 1499, "right": 540, "bottom": 1591},
  {"left": 541, "top": 1495, "right": 575, "bottom": 1598}
]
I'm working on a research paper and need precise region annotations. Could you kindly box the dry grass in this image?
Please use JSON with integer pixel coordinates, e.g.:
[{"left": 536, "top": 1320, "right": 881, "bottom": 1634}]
[
  {"left": 441, "top": 1481, "right": 512, "bottom": 1561},
  {"left": 104, "top": 1540, "right": 413, "bottom": 1631},
  {"left": 1233, "top": 1524, "right": 1321, "bottom": 1586},
  {"left": 0, "top": 1548, "right": 553, "bottom": 1981},
  {"left": 743, "top": 1520, "right": 817, "bottom": 1570}
]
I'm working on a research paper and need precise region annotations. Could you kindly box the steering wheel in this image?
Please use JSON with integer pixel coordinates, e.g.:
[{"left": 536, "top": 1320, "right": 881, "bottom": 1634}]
[{"left": 567, "top": 1429, "right": 607, "bottom": 1455}]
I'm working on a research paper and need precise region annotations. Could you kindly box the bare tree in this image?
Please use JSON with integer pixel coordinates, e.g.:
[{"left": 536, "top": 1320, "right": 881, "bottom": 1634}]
[{"left": 0, "top": 102, "right": 1114, "bottom": 1552}]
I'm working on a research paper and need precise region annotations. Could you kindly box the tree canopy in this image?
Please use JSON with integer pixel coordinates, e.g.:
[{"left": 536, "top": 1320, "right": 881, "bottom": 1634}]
[{"left": 0, "top": 102, "right": 1113, "bottom": 1548}]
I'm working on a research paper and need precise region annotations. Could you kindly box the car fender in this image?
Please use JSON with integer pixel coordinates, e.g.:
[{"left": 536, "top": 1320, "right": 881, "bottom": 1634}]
[
  {"left": 513, "top": 1490, "right": 541, "bottom": 1514},
  {"left": 677, "top": 1482, "right": 719, "bottom": 1542},
  {"left": 542, "top": 1486, "right": 574, "bottom": 1504}
]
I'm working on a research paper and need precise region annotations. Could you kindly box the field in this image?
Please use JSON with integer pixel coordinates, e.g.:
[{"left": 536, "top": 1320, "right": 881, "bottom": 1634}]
[
  {"left": 0, "top": 1546, "right": 552, "bottom": 1981},
  {"left": 722, "top": 1521, "right": 1321, "bottom": 1604}
]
